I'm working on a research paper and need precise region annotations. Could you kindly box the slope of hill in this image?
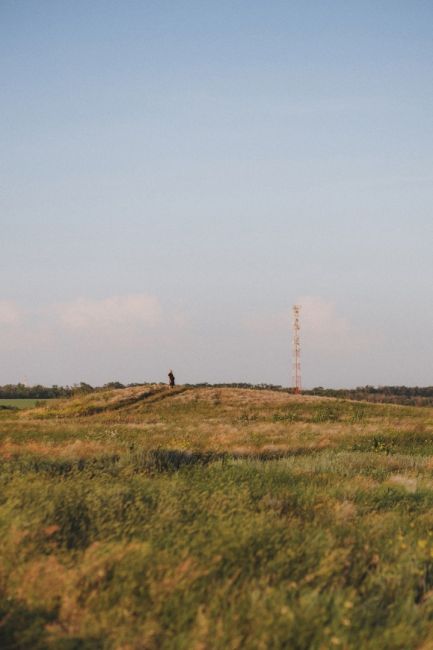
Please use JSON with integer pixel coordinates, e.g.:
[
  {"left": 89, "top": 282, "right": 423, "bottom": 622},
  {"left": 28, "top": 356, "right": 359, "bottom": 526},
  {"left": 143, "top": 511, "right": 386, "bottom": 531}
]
[{"left": 2, "top": 386, "right": 433, "bottom": 649}]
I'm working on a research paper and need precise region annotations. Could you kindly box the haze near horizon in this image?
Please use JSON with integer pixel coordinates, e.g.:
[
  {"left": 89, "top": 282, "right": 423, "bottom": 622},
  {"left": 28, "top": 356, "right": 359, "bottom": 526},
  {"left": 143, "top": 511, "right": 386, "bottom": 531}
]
[{"left": 1, "top": 1, "right": 433, "bottom": 388}]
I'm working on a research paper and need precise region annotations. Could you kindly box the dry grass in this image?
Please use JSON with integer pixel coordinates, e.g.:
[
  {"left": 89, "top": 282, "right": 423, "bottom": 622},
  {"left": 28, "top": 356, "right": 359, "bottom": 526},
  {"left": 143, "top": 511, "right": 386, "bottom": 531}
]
[
  {"left": 2, "top": 386, "right": 433, "bottom": 649},
  {"left": 0, "top": 438, "right": 121, "bottom": 459}
]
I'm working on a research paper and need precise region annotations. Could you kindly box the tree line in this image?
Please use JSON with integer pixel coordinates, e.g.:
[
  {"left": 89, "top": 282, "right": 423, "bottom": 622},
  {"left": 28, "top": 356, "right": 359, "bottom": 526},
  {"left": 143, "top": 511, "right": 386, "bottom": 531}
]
[
  {"left": 2, "top": 382, "right": 433, "bottom": 406},
  {"left": 305, "top": 385, "right": 433, "bottom": 406},
  {"left": 0, "top": 381, "right": 127, "bottom": 399}
]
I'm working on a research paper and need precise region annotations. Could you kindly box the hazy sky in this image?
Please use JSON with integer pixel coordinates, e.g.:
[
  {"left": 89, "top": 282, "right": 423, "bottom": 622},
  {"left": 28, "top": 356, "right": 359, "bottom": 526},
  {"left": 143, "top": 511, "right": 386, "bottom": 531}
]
[{"left": 1, "top": 1, "right": 433, "bottom": 388}]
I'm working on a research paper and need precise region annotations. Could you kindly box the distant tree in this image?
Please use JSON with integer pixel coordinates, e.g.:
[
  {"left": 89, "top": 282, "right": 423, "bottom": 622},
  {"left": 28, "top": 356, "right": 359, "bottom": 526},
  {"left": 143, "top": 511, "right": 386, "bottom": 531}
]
[{"left": 72, "top": 382, "right": 94, "bottom": 395}]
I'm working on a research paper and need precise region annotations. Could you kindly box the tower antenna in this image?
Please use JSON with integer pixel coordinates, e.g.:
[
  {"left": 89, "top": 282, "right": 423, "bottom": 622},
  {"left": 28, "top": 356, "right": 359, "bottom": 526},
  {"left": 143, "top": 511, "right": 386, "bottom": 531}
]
[{"left": 292, "top": 305, "right": 301, "bottom": 394}]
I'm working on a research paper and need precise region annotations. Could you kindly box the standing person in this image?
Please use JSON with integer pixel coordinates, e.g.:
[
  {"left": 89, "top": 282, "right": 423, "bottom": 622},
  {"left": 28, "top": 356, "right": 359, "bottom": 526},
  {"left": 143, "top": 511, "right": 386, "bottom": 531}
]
[{"left": 168, "top": 369, "right": 175, "bottom": 388}]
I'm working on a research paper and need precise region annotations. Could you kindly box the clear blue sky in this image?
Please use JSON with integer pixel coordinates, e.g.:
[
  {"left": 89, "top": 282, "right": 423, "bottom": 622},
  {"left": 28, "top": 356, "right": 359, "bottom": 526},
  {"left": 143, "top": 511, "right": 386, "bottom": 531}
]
[{"left": 1, "top": 1, "right": 433, "bottom": 387}]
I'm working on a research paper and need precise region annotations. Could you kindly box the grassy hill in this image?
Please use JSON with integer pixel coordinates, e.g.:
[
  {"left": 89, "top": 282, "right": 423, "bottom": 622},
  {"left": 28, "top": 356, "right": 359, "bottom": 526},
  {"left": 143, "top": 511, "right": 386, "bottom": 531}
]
[{"left": 2, "top": 386, "right": 433, "bottom": 649}]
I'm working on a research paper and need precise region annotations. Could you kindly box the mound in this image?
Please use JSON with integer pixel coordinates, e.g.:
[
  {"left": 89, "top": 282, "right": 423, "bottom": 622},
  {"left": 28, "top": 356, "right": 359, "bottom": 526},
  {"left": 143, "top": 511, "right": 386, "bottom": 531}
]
[
  {"left": 22, "top": 384, "right": 180, "bottom": 418},
  {"left": 23, "top": 385, "right": 324, "bottom": 419}
]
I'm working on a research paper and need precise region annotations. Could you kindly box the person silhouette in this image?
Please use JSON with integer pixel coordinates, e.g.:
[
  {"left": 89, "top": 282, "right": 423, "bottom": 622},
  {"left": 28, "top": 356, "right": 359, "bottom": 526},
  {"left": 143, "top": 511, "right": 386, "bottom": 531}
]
[{"left": 168, "top": 370, "right": 175, "bottom": 388}]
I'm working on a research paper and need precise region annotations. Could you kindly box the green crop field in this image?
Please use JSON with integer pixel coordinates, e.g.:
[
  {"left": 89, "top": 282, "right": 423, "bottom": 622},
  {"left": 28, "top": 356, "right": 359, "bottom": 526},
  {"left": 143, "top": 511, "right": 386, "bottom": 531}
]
[
  {"left": 0, "top": 398, "right": 54, "bottom": 410},
  {"left": 2, "top": 385, "right": 433, "bottom": 649}
]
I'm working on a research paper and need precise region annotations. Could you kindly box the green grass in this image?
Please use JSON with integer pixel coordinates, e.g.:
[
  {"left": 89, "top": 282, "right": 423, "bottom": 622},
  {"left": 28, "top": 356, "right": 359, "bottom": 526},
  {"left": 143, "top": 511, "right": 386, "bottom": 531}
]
[
  {"left": 2, "top": 386, "right": 433, "bottom": 649},
  {"left": 0, "top": 398, "right": 53, "bottom": 409}
]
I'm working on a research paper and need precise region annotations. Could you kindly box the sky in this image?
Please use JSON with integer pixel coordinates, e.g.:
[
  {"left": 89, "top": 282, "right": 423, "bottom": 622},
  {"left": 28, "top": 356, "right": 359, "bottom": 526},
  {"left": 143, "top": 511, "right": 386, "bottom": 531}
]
[{"left": 1, "top": 0, "right": 433, "bottom": 388}]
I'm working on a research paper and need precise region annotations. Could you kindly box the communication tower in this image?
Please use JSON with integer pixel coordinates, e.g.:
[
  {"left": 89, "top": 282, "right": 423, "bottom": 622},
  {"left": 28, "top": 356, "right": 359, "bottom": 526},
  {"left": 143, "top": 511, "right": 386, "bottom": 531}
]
[{"left": 292, "top": 305, "right": 301, "bottom": 394}]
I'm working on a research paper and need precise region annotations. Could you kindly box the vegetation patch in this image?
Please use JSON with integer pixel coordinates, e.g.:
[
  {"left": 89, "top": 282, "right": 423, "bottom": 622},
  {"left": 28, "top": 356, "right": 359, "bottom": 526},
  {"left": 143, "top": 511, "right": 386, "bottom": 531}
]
[{"left": 2, "top": 387, "right": 433, "bottom": 648}]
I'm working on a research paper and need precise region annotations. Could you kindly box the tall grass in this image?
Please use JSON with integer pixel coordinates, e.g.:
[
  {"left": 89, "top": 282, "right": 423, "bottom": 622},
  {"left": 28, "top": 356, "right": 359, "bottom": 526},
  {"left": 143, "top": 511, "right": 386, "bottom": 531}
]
[{"left": 2, "top": 388, "right": 433, "bottom": 648}]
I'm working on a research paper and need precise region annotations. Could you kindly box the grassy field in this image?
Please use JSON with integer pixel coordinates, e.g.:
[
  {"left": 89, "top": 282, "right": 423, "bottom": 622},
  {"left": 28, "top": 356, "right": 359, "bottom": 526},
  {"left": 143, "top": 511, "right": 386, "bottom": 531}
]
[
  {"left": 2, "top": 385, "right": 433, "bottom": 649},
  {"left": 0, "top": 398, "right": 49, "bottom": 409}
]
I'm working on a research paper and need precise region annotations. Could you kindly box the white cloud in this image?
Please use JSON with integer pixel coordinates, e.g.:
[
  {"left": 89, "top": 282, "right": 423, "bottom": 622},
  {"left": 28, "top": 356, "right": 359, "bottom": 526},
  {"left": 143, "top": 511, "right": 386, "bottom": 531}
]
[
  {"left": 57, "top": 294, "right": 162, "bottom": 330},
  {"left": 0, "top": 300, "right": 22, "bottom": 326},
  {"left": 299, "top": 296, "right": 350, "bottom": 338},
  {"left": 243, "top": 296, "right": 366, "bottom": 355},
  {"left": 297, "top": 295, "right": 365, "bottom": 354}
]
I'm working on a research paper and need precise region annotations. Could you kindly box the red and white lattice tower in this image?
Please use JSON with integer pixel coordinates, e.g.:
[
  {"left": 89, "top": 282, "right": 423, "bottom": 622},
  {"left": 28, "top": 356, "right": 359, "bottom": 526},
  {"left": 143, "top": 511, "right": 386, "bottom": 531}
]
[{"left": 292, "top": 305, "right": 301, "bottom": 394}]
